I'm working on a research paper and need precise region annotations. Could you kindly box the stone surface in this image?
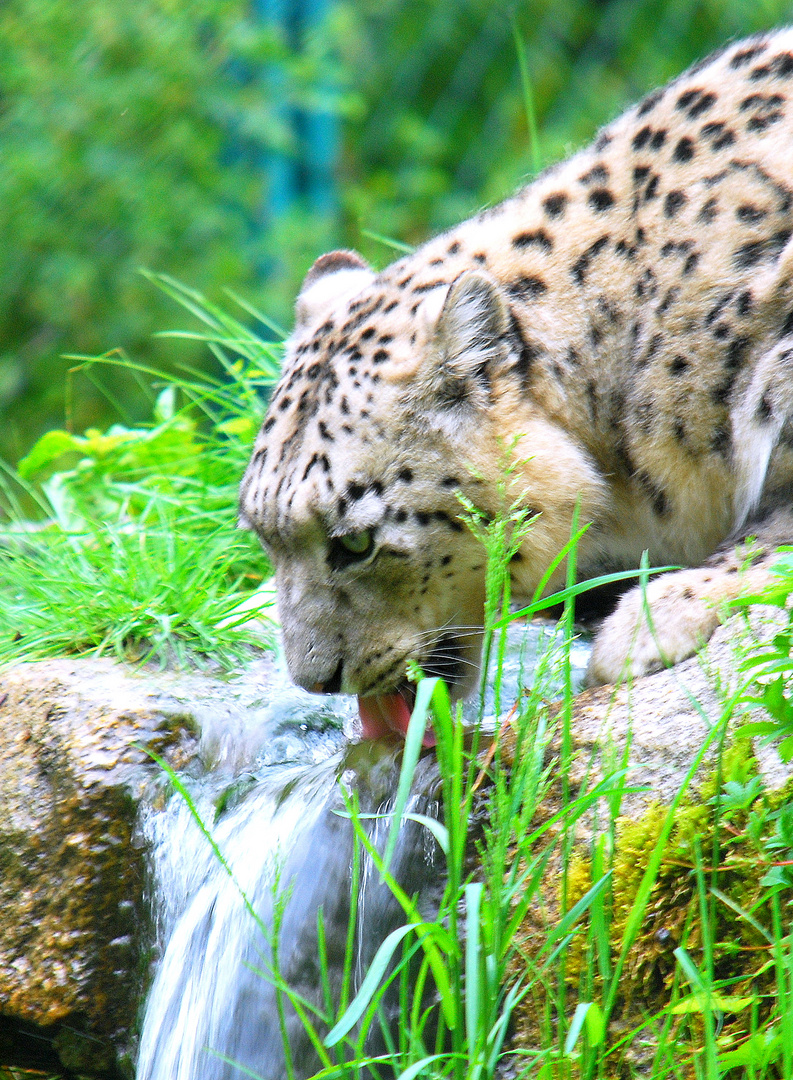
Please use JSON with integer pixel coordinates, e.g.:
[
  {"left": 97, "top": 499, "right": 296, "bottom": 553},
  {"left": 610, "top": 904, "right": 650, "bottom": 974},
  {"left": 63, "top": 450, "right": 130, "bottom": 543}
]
[
  {"left": 507, "top": 612, "right": 792, "bottom": 811},
  {"left": 0, "top": 655, "right": 265, "bottom": 1077},
  {"left": 0, "top": 649, "right": 353, "bottom": 1077}
]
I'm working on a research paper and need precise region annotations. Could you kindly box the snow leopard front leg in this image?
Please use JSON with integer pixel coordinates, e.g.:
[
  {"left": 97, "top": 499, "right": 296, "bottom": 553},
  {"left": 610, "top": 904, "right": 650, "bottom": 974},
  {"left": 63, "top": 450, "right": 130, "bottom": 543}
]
[{"left": 585, "top": 509, "right": 793, "bottom": 685}]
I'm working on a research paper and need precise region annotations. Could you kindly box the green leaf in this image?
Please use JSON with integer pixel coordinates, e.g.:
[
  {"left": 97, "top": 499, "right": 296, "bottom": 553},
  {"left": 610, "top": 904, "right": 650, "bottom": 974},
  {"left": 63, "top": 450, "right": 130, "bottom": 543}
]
[
  {"left": 324, "top": 923, "right": 416, "bottom": 1047},
  {"left": 403, "top": 813, "right": 449, "bottom": 855},
  {"left": 719, "top": 777, "right": 764, "bottom": 810},
  {"left": 584, "top": 1000, "right": 605, "bottom": 1045},
  {"left": 672, "top": 993, "right": 754, "bottom": 1015},
  {"left": 550, "top": 872, "right": 612, "bottom": 948},
  {"left": 734, "top": 721, "right": 785, "bottom": 739},
  {"left": 395, "top": 1056, "right": 446, "bottom": 1080},
  {"left": 465, "top": 882, "right": 483, "bottom": 1050},
  {"left": 718, "top": 1025, "right": 782, "bottom": 1068},
  {"left": 217, "top": 417, "right": 256, "bottom": 437},
  {"left": 674, "top": 947, "right": 706, "bottom": 994},
  {"left": 564, "top": 1002, "right": 593, "bottom": 1055},
  {"left": 760, "top": 866, "right": 790, "bottom": 889},
  {"left": 17, "top": 429, "right": 84, "bottom": 479},
  {"left": 499, "top": 565, "right": 679, "bottom": 625},
  {"left": 380, "top": 676, "right": 437, "bottom": 877}
]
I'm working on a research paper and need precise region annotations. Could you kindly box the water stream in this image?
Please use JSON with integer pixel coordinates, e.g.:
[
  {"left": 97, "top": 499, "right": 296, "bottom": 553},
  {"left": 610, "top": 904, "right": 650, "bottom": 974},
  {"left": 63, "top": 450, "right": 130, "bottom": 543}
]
[{"left": 136, "top": 621, "right": 590, "bottom": 1080}]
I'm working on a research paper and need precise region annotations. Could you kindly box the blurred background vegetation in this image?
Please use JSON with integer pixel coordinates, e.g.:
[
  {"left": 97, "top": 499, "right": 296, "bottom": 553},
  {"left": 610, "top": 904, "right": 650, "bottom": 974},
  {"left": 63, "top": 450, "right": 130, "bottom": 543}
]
[{"left": 3, "top": 0, "right": 793, "bottom": 461}]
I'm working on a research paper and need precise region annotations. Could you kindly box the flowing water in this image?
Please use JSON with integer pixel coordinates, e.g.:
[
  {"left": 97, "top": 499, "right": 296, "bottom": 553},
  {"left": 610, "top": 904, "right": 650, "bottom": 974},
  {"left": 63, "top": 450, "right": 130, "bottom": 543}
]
[{"left": 136, "top": 621, "right": 590, "bottom": 1080}]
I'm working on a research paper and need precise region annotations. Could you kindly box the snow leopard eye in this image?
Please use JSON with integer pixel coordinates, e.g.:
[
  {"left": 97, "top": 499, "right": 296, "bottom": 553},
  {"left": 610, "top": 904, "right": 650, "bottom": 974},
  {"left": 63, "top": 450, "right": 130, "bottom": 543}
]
[
  {"left": 340, "top": 531, "right": 373, "bottom": 554},
  {"left": 328, "top": 530, "right": 376, "bottom": 570}
]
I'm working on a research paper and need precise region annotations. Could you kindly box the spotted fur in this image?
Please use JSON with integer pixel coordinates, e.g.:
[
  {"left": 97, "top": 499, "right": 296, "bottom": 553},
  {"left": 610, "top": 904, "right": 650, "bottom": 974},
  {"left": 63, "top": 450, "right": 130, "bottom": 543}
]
[{"left": 240, "top": 30, "right": 793, "bottom": 698}]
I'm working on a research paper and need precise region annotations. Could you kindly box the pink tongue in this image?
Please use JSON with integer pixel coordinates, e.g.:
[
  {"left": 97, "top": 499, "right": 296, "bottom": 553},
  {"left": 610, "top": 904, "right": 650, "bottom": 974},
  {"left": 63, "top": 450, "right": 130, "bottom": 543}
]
[{"left": 357, "top": 694, "right": 436, "bottom": 746}]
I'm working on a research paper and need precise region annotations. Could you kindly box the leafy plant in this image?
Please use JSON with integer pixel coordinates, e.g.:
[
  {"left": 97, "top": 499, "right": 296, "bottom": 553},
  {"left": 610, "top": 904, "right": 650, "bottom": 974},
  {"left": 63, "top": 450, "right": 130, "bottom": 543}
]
[
  {"left": 0, "top": 0, "right": 343, "bottom": 457},
  {"left": 0, "top": 281, "right": 282, "bottom": 669},
  {"left": 731, "top": 547, "right": 793, "bottom": 762},
  {"left": 279, "top": 521, "right": 793, "bottom": 1078}
]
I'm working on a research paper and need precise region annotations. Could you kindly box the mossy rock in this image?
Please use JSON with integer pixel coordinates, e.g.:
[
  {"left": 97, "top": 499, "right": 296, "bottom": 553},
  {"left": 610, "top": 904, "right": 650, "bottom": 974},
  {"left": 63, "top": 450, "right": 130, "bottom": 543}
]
[{"left": 503, "top": 616, "right": 793, "bottom": 1075}]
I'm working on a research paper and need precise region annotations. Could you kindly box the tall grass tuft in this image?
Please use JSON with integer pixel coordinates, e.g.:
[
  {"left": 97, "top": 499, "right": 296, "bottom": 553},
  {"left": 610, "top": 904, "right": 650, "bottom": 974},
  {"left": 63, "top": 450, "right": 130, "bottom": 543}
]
[{"left": 0, "top": 278, "right": 281, "bottom": 669}]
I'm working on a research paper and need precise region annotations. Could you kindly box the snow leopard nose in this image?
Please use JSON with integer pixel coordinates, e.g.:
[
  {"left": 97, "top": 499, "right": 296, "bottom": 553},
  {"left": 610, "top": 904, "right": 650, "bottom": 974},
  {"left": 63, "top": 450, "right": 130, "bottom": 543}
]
[{"left": 310, "top": 658, "right": 344, "bottom": 695}]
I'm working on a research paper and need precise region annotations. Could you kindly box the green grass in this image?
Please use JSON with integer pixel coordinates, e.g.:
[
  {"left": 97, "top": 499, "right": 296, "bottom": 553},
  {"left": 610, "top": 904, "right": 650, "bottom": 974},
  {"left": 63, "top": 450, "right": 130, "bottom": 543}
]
[
  {"left": 0, "top": 277, "right": 282, "bottom": 670},
  {"left": 282, "top": 561, "right": 793, "bottom": 1079}
]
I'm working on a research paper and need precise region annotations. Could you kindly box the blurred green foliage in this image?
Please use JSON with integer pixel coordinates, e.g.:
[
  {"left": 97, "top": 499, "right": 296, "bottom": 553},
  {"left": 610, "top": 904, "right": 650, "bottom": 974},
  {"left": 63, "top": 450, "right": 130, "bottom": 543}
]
[
  {"left": 337, "top": 0, "right": 793, "bottom": 247},
  {"left": 0, "top": 0, "right": 340, "bottom": 456},
  {"left": 3, "top": 0, "right": 793, "bottom": 458},
  {"left": 0, "top": 281, "right": 283, "bottom": 666}
]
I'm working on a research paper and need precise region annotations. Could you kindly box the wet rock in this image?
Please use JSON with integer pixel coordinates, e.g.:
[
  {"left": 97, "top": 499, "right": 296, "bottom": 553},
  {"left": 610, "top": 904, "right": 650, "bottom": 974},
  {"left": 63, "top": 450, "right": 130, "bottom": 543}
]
[
  {"left": 0, "top": 657, "right": 207, "bottom": 1075},
  {"left": 0, "top": 649, "right": 354, "bottom": 1077},
  {"left": 0, "top": 655, "right": 290, "bottom": 1077}
]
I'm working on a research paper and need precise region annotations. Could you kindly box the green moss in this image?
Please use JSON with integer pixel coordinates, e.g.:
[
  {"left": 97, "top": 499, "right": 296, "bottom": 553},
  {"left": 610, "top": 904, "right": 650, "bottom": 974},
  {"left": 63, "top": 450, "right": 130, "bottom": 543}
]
[{"left": 514, "top": 736, "right": 793, "bottom": 1074}]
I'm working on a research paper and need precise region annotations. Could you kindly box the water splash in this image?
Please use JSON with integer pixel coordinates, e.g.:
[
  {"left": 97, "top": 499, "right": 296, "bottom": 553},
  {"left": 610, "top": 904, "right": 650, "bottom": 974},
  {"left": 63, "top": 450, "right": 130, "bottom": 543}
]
[{"left": 137, "top": 746, "right": 443, "bottom": 1080}]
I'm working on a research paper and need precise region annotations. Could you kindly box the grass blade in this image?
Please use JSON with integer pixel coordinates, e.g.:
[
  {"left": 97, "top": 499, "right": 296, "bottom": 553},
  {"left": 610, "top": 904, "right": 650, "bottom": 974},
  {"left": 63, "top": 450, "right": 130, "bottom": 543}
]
[
  {"left": 324, "top": 924, "right": 416, "bottom": 1047},
  {"left": 465, "top": 882, "right": 483, "bottom": 1051}
]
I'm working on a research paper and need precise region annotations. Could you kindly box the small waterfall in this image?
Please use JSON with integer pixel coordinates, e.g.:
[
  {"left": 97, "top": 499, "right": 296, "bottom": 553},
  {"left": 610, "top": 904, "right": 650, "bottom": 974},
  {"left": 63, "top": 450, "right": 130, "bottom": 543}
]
[
  {"left": 137, "top": 745, "right": 444, "bottom": 1080},
  {"left": 136, "top": 622, "right": 589, "bottom": 1079}
]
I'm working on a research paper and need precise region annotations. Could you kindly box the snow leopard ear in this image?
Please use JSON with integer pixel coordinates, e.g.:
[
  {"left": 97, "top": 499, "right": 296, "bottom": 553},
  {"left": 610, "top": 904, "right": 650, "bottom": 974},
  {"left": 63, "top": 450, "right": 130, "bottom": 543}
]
[
  {"left": 421, "top": 271, "right": 510, "bottom": 409},
  {"left": 294, "top": 250, "right": 375, "bottom": 329}
]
